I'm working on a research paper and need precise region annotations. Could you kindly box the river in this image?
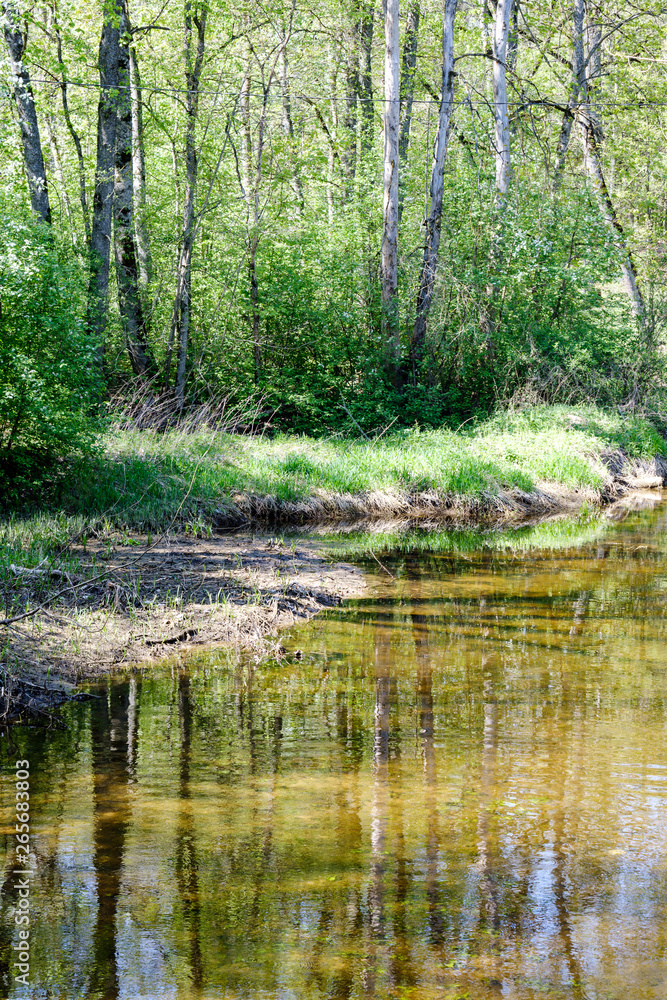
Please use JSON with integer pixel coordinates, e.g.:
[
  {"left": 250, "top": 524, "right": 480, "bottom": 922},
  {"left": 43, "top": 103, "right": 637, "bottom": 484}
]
[{"left": 2, "top": 499, "right": 667, "bottom": 998}]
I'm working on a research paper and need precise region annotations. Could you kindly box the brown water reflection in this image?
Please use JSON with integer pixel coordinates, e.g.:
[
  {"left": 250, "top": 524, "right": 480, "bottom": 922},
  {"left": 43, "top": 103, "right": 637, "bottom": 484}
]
[{"left": 4, "top": 505, "right": 667, "bottom": 998}]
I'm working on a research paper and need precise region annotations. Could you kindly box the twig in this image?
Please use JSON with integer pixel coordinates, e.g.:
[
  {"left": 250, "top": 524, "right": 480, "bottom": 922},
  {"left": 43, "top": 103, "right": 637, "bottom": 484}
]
[
  {"left": 367, "top": 549, "right": 395, "bottom": 579},
  {"left": 373, "top": 416, "right": 399, "bottom": 442},
  {"left": 338, "top": 390, "right": 371, "bottom": 441}
]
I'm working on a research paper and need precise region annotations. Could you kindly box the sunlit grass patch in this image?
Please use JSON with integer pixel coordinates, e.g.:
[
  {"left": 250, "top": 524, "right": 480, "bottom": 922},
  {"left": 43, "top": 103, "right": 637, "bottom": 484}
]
[{"left": 1, "top": 404, "right": 663, "bottom": 540}]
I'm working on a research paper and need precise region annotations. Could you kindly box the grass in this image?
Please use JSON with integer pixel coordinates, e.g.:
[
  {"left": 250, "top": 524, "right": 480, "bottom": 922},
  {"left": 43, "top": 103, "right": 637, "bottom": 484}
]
[{"left": 0, "top": 404, "right": 664, "bottom": 585}]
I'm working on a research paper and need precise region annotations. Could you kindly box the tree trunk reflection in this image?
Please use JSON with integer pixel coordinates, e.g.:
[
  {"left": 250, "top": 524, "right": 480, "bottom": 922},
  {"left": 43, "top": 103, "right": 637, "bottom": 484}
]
[
  {"left": 89, "top": 682, "right": 132, "bottom": 1000},
  {"left": 176, "top": 673, "right": 203, "bottom": 992}
]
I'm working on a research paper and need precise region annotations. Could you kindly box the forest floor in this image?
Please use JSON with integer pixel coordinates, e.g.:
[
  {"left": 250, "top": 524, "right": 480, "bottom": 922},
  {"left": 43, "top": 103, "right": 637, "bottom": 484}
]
[{"left": 2, "top": 403, "right": 667, "bottom": 722}]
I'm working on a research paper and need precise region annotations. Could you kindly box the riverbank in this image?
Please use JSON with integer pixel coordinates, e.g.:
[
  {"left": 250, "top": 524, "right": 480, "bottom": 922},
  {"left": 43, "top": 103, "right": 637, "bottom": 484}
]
[
  {"left": 2, "top": 404, "right": 666, "bottom": 720},
  {"left": 0, "top": 533, "right": 366, "bottom": 721},
  {"left": 6, "top": 404, "right": 666, "bottom": 531}
]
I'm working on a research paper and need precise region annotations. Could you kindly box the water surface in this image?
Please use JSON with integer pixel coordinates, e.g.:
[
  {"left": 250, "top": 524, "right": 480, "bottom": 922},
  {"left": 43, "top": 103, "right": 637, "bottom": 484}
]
[{"left": 3, "top": 503, "right": 667, "bottom": 998}]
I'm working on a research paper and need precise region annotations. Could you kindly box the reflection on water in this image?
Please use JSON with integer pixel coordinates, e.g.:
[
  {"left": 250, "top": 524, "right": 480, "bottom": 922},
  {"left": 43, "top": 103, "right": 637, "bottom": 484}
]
[{"left": 4, "top": 505, "right": 667, "bottom": 998}]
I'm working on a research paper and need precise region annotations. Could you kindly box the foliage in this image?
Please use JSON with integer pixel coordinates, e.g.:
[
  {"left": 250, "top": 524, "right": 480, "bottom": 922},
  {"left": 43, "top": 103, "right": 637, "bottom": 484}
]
[
  {"left": 0, "top": 207, "right": 100, "bottom": 502},
  {"left": 2, "top": 0, "right": 667, "bottom": 471}
]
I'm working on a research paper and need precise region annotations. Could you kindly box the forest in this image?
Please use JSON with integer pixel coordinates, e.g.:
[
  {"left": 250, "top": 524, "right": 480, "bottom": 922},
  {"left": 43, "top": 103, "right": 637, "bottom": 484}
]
[
  {"left": 4, "top": 3, "right": 667, "bottom": 992},
  {"left": 2, "top": 0, "right": 667, "bottom": 480}
]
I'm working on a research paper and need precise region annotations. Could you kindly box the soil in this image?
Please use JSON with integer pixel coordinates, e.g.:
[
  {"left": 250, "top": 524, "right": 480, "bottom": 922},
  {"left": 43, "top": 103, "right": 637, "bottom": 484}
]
[{"left": 1, "top": 532, "right": 366, "bottom": 722}]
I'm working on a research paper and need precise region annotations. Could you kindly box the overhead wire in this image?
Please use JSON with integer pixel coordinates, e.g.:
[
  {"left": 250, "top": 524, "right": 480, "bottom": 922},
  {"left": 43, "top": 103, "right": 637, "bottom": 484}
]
[{"left": 23, "top": 76, "right": 667, "bottom": 108}]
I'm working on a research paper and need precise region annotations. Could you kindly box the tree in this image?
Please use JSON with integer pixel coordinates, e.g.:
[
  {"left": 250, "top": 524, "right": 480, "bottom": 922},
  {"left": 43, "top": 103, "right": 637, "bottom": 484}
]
[
  {"left": 411, "top": 0, "right": 458, "bottom": 374},
  {"left": 3, "top": 1, "right": 51, "bottom": 225},
  {"left": 572, "top": 0, "right": 645, "bottom": 324},
  {"left": 398, "top": 0, "right": 419, "bottom": 221},
  {"left": 50, "top": 3, "right": 90, "bottom": 243},
  {"left": 492, "top": 0, "right": 513, "bottom": 205},
  {"left": 381, "top": 0, "right": 400, "bottom": 377},
  {"left": 129, "top": 40, "right": 151, "bottom": 287},
  {"left": 166, "top": 0, "right": 207, "bottom": 406},
  {"left": 8, "top": 0, "right": 666, "bottom": 424},
  {"left": 87, "top": 0, "right": 121, "bottom": 353},
  {"left": 114, "top": 1, "right": 153, "bottom": 376}
]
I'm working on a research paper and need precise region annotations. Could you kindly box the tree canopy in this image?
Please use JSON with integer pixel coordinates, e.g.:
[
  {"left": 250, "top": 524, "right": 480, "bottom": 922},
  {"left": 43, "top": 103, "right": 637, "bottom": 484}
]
[{"left": 1, "top": 0, "right": 666, "bottom": 435}]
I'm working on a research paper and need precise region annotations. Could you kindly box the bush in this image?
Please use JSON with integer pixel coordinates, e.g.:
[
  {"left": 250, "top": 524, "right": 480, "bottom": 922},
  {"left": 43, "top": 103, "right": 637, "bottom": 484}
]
[{"left": 0, "top": 209, "right": 100, "bottom": 501}]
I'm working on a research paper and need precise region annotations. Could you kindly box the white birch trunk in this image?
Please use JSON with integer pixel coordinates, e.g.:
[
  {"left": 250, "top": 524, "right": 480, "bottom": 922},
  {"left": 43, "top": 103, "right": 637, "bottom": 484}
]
[
  {"left": 381, "top": 0, "right": 400, "bottom": 366},
  {"left": 411, "top": 0, "right": 457, "bottom": 368},
  {"left": 129, "top": 44, "right": 152, "bottom": 288},
  {"left": 492, "top": 0, "right": 513, "bottom": 203},
  {"left": 398, "top": 0, "right": 420, "bottom": 222},
  {"left": 87, "top": 2, "right": 120, "bottom": 350},
  {"left": 572, "top": 0, "right": 644, "bottom": 322},
  {"left": 3, "top": 2, "right": 51, "bottom": 224},
  {"left": 114, "top": 8, "right": 152, "bottom": 377},
  {"left": 171, "top": 1, "right": 206, "bottom": 404}
]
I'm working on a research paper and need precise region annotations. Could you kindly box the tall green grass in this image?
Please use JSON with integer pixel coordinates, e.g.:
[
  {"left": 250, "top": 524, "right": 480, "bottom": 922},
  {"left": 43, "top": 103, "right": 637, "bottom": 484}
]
[{"left": 1, "top": 405, "right": 663, "bottom": 550}]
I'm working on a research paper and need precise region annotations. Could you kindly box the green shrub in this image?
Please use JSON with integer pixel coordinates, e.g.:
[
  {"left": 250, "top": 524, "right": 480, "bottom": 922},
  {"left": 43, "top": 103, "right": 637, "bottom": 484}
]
[{"left": 0, "top": 210, "right": 100, "bottom": 502}]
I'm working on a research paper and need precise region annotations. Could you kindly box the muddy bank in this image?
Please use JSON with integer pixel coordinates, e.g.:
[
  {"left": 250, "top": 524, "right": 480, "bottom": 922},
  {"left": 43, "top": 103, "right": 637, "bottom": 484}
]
[
  {"left": 1, "top": 534, "right": 365, "bottom": 722},
  {"left": 2, "top": 448, "right": 667, "bottom": 725}
]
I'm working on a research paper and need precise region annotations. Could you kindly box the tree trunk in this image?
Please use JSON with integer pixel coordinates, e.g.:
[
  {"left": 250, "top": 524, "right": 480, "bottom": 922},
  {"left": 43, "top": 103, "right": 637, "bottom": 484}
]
[
  {"left": 492, "top": 0, "right": 513, "bottom": 204},
  {"left": 327, "top": 44, "right": 338, "bottom": 223},
  {"left": 3, "top": 2, "right": 51, "bottom": 224},
  {"left": 358, "top": 0, "right": 374, "bottom": 159},
  {"left": 507, "top": 0, "right": 518, "bottom": 73},
  {"left": 43, "top": 113, "right": 73, "bottom": 232},
  {"left": 398, "top": 0, "right": 419, "bottom": 222},
  {"left": 250, "top": 235, "right": 261, "bottom": 383},
  {"left": 479, "top": 0, "right": 513, "bottom": 356},
  {"left": 172, "top": 1, "right": 206, "bottom": 406},
  {"left": 87, "top": 2, "right": 121, "bottom": 352},
  {"left": 553, "top": 104, "right": 576, "bottom": 194},
  {"left": 571, "top": 0, "right": 644, "bottom": 323},
  {"left": 51, "top": 12, "right": 89, "bottom": 242},
  {"left": 553, "top": 0, "right": 586, "bottom": 193},
  {"left": 114, "top": 5, "right": 153, "bottom": 377},
  {"left": 343, "top": 21, "right": 359, "bottom": 198},
  {"left": 238, "top": 45, "right": 262, "bottom": 382},
  {"left": 411, "top": 0, "right": 457, "bottom": 373},
  {"left": 129, "top": 44, "right": 152, "bottom": 287},
  {"left": 236, "top": 31, "right": 292, "bottom": 386},
  {"left": 381, "top": 0, "right": 400, "bottom": 374},
  {"left": 578, "top": 130, "right": 644, "bottom": 325},
  {"left": 278, "top": 40, "right": 304, "bottom": 215}
]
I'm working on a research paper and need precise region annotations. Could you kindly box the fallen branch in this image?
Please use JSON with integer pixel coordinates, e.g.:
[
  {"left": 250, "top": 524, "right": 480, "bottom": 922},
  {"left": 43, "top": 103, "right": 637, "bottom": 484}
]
[
  {"left": 10, "top": 564, "right": 74, "bottom": 582},
  {"left": 145, "top": 627, "right": 199, "bottom": 646}
]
